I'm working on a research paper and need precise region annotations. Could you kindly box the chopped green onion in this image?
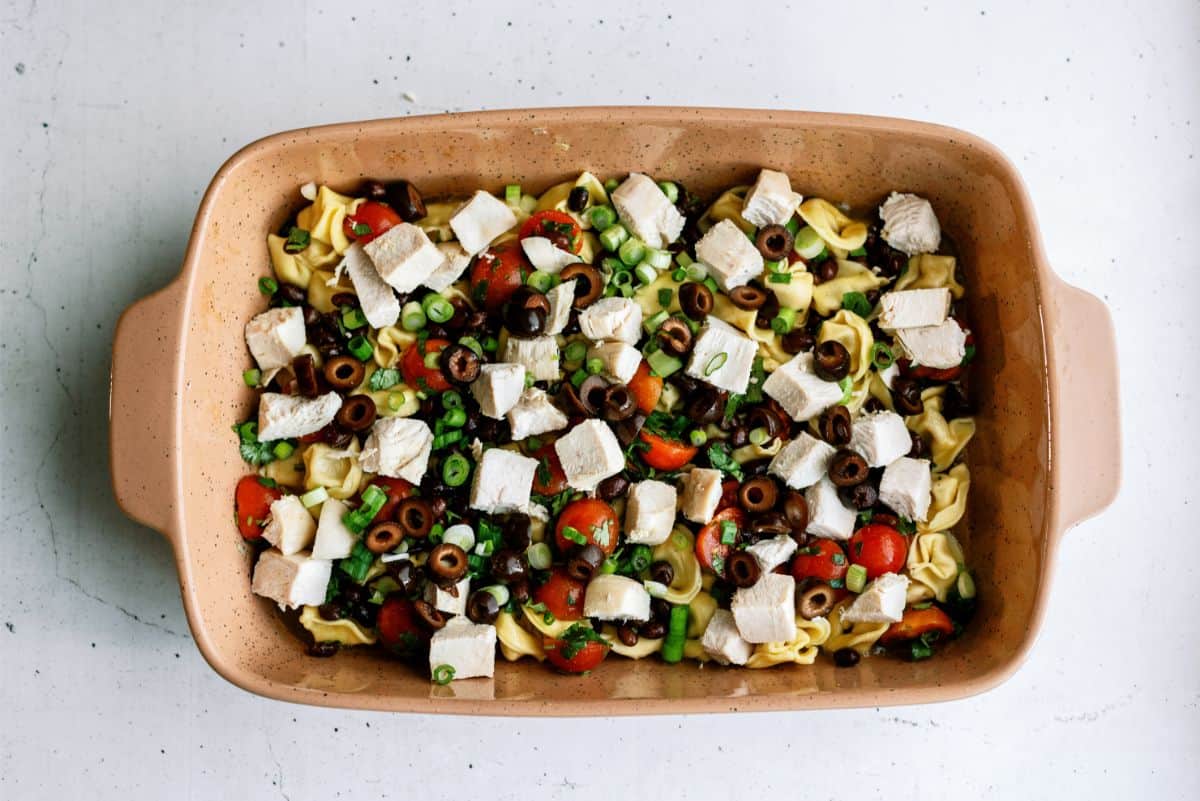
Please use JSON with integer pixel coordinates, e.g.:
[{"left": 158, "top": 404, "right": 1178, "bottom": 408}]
[
  {"left": 689, "top": 429, "right": 707, "bottom": 447},
  {"left": 561, "top": 341, "right": 586, "bottom": 364},
  {"left": 401, "top": 301, "right": 427, "bottom": 331},
  {"left": 442, "top": 523, "right": 475, "bottom": 551},
  {"left": 704, "top": 352, "right": 727, "bottom": 376},
  {"left": 675, "top": 251, "right": 694, "bottom": 268},
  {"left": 340, "top": 306, "right": 367, "bottom": 330},
  {"left": 242, "top": 368, "right": 261, "bottom": 387},
  {"left": 561, "top": 526, "right": 587, "bottom": 546},
  {"left": 300, "top": 486, "right": 329, "bottom": 508},
  {"left": 661, "top": 605, "right": 689, "bottom": 664},
  {"left": 647, "top": 349, "right": 683, "bottom": 378},
  {"left": 441, "top": 452, "right": 470, "bottom": 486},
  {"left": 368, "top": 367, "right": 401, "bottom": 391},
  {"left": 842, "top": 291, "right": 872, "bottom": 318},
  {"left": 811, "top": 248, "right": 830, "bottom": 263},
  {"left": 387, "top": 391, "right": 407, "bottom": 412},
  {"left": 764, "top": 259, "right": 784, "bottom": 274},
  {"left": 643, "top": 248, "right": 672, "bottom": 270},
  {"left": 634, "top": 263, "right": 657, "bottom": 285},
  {"left": 846, "top": 564, "right": 868, "bottom": 593},
  {"left": 338, "top": 541, "right": 375, "bottom": 582},
  {"left": 482, "top": 584, "right": 511, "bottom": 607},
  {"left": 768, "top": 273, "right": 793, "bottom": 284},
  {"left": 283, "top": 226, "right": 311, "bottom": 253},
  {"left": 748, "top": 427, "right": 769, "bottom": 446},
  {"left": 838, "top": 376, "right": 853, "bottom": 405},
  {"left": 849, "top": 246, "right": 867, "bottom": 257},
  {"left": 589, "top": 205, "right": 617, "bottom": 231},
  {"left": 442, "top": 390, "right": 463, "bottom": 410},
  {"left": 346, "top": 335, "right": 373, "bottom": 361},
  {"left": 599, "top": 223, "right": 629, "bottom": 252},
  {"left": 657, "top": 180, "right": 679, "bottom": 203},
  {"left": 432, "top": 664, "right": 456, "bottom": 685},
  {"left": 352, "top": 222, "right": 372, "bottom": 237},
  {"left": 526, "top": 542, "right": 553, "bottom": 570},
  {"left": 601, "top": 255, "right": 626, "bottom": 275},
  {"left": 526, "top": 436, "right": 542, "bottom": 451},
  {"left": 644, "top": 580, "right": 669, "bottom": 599},
  {"left": 628, "top": 544, "right": 653, "bottom": 573},
  {"left": 343, "top": 484, "right": 387, "bottom": 534},
  {"left": 771, "top": 307, "right": 797, "bottom": 335},
  {"left": 871, "top": 342, "right": 895, "bottom": 369},
  {"left": 272, "top": 441, "right": 295, "bottom": 460},
  {"left": 600, "top": 558, "right": 618, "bottom": 574},
  {"left": 784, "top": 217, "right": 801, "bottom": 235},
  {"left": 442, "top": 407, "right": 467, "bottom": 428},
  {"left": 657, "top": 288, "right": 674, "bottom": 308},
  {"left": 524, "top": 372, "right": 535, "bottom": 388},
  {"left": 527, "top": 270, "right": 555, "bottom": 293},
  {"left": 794, "top": 226, "right": 825, "bottom": 259},
  {"left": 643, "top": 309, "right": 669, "bottom": 333},
  {"left": 505, "top": 184, "right": 521, "bottom": 206},
  {"left": 458, "top": 336, "right": 483, "bottom": 357},
  {"left": 957, "top": 570, "right": 977, "bottom": 600},
  {"left": 618, "top": 237, "right": 646, "bottom": 267},
  {"left": 481, "top": 336, "right": 498, "bottom": 353},
  {"left": 258, "top": 276, "right": 278, "bottom": 295},
  {"left": 671, "top": 267, "right": 687, "bottom": 282},
  {"left": 570, "top": 368, "right": 588, "bottom": 387},
  {"left": 585, "top": 357, "right": 605, "bottom": 375},
  {"left": 423, "top": 350, "right": 441, "bottom": 369},
  {"left": 603, "top": 178, "right": 620, "bottom": 193},
  {"left": 685, "top": 263, "right": 708, "bottom": 282},
  {"left": 422, "top": 294, "right": 455, "bottom": 324},
  {"left": 702, "top": 277, "right": 719, "bottom": 295},
  {"left": 432, "top": 431, "right": 463, "bottom": 450},
  {"left": 610, "top": 270, "right": 634, "bottom": 290}
]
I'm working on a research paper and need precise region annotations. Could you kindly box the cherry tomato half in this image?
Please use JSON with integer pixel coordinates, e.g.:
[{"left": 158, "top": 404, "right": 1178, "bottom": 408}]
[
  {"left": 716, "top": 479, "right": 740, "bottom": 512},
  {"left": 370, "top": 476, "right": 414, "bottom": 522},
  {"left": 400, "top": 337, "right": 451, "bottom": 393},
  {"left": 533, "top": 569, "right": 587, "bottom": 621},
  {"left": 848, "top": 524, "right": 908, "bottom": 580},
  {"left": 880, "top": 606, "right": 955, "bottom": 646},
  {"left": 627, "top": 360, "right": 662, "bottom": 415},
  {"left": 544, "top": 636, "right": 608, "bottom": 673},
  {"left": 555, "top": 498, "right": 620, "bottom": 556},
  {"left": 519, "top": 210, "right": 583, "bottom": 254},
  {"left": 791, "top": 538, "right": 850, "bottom": 583},
  {"left": 234, "top": 475, "right": 282, "bottom": 540},
  {"left": 529, "top": 442, "right": 568, "bottom": 496},
  {"left": 695, "top": 506, "right": 746, "bottom": 577},
  {"left": 376, "top": 596, "right": 429, "bottom": 657},
  {"left": 468, "top": 240, "right": 530, "bottom": 312},
  {"left": 637, "top": 430, "right": 698, "bottom": 471},
  {"left": 342, "top": 201, "right": 402, "bottom": 244}
]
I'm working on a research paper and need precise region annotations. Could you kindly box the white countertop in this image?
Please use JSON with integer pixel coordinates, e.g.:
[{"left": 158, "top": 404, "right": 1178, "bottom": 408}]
[{"left": 2, "top": 0, "right": 1196, "bottom": 798}]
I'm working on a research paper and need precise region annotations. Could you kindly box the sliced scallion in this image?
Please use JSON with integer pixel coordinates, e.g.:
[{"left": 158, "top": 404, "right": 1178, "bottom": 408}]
[
  {"left": 258, "top": 276, "right": 278, "bottom": 296},
  {"left": 794, "top": 225, "right": 826, "bottom": 260},
  {"left": 871, "top": 342, "right": 895, "bottom": 369},
  {"left": 300, "top": 486, "right": 329, "bottom": 508},
  {"left": 689, "top": 429, "right": 707, "bottom": 447},
  {"left": 527, "top": 270, "right": 555, "bottom": 293},
  {"left": 704, "top": 352, "right": 727, "bottom": 376},
  {"left": 272, "top": 441, "right": 295, "bottom": 460},
  {"left": 482, "top": 584, "right": 511, "bottom": 607},
  {"left": 401, "top": 301, "right": 426, "bottom": 331},
  {"left": 442, "top": 390, "right": 463, "bottom": 410},
  {"left": 387, "top": 391, "right": 407, "bottom": 411},
  {"left": 505, "top": 184, "right": 521, "bottom": 206},
  {"left": 526, "top": 542, "right": 553, "bottom": 570},
  {"left": 589, "top": 205, "right": 617, "bottom": 231},
  {"left": 422, "top": 350, "right": 441, "bottom": 369},
  {"left": 242, "top": 368, "right": 261, "bottom": 387},
  {"left": 647, "top": 349, "right": 683, "bottom": 378},
  {"left": 442, "top": 523, "right": 475, "bottom": 551},
  {"left": 685, "top": 262, "right": 708, "bottom": 282},
  {"left": 458, "top": 336, "right": 483, "bottom": 357},
  {"left": 657, "top": 180, "right": 679, "bottom": 203},
  {"left": 957, "top": 570, "right": 977, "bottom": 600},
  {"left": 661, "top": 605, "right": 690, "bottom": 663},
  {"left": 846, "top": 564, "right": 868, "bottom": 593},
  {"left": 643, "top": 309, "right": 669, "bottom": 334},
  {"left": 748, "top": 427, "right": 769, "bottom": 446},
  {"left": 657, "top": 288, "right": 673, "bottom": 309},
  {"left": 634, "top": 263, "right": 657, "bottom": 285},
  {"left": 770, "top": 307, "right": 797, "bottom": 335},
  {"left": 643, "top": 248, "right": 672, "bottom": 270},
  {"left": 432, "top": 664, "right": 456, "bottom": 685},
  {"left": 442, "top": 407, "right": 467, "bottom": 428},
  {"left": 599, "top": 223, "right": 629, "bottom": 252},
  {"left": 422, "top": 294, "right": 454, "bottom": 324},
  {"left": 671, "top": 267, "right": 687, "bottom": 282},
  {"left": 768, "top": 272, "right": 793, "bottom": 284},
  {"left": 675, "top": 251, "right": 694, "bottom": 268},
  {"left": 586, "top": 357, "right": 605, "bottom": 375},
  {"left": 618, "top": 237, "right": 646, "bottom": 267}
]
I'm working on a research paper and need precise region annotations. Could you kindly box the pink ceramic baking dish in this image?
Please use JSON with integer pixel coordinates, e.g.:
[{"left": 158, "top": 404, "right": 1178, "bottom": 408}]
[{"left": 110, "top": 108, "right": 1119, "bottom": 714}]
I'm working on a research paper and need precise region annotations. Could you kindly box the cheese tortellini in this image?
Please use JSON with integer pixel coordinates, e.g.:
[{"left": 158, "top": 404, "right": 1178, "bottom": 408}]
[
  {"left": 908, "top": 387, "right": 976, "bottom": 471},
  {"left": 896, "top": 254, "right": 964, "bottom": 299},
  {"left": 496, "top": 611, "right": 546, "bottom": 662},
  {"left": 921, "top": 464, "right": 971, "bottom": 533},
  {"left": 651, "top": 526, "right": 703, "bottom": 605},
  {"left": 818, "top": 309, "right": 875, "bottom": 382},
  {"left": 299, "top": 606, "right": 377, "bottom": 646},
  {"left": 303, "top": 440, "right": 364, "bottom": 500},
  {"left": 826, "top": 600, "right": 889, "bottom": 656},
  {"left": 811, "top": 261, "right": 887, "bottom": 316},
  {"left": 906, "top": 532, "right": 965, "bottom": 603},
  {"left": 798, "top": 198, "right": 868, "bottom": 254},
  {"left": 746, "top": 615, "right": 832, "bottom": 668}
]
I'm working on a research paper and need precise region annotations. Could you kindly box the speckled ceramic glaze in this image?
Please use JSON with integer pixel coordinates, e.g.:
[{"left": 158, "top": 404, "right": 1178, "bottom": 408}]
[{"left": 109, "top": 108, "right": 1119, "bottom": 714}]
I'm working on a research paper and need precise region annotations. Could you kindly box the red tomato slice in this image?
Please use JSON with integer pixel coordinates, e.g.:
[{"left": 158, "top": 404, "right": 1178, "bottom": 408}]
[
  {"left": 376, "top": 596, "right": 429, "bottom": 656},
  {"left": 468, "top": 240, "right": 530, "bottom": 312},
  {"left": 399, "top": 337, "right": 451, "bottom": 393},
  {"left": 529, "top": 442, "right": 568, "bottom": 496},
  {"left": 791, "top": 538, "right": 850, "bottom": 583},
  {"left": 716, "top": 479, "right": 740, "bottom": 512},
  {"left": 234, "top": 475, "right": 282, "bottom": 540},
  {"left": 880, "top": 606, "right": 955, "bottom": 646},
  {"left": 370, "top": 476, "right": 414, "bottom": 521},
  {"left": 544, "top": 636, "right": 608, "bottom": 673},
  {"left": 342, "top": 201, "right": 402, "bottom": 244},
  {"left": 554, "top": 498, "right": 620, "bottom": 555},
  {"left": 627, "top": 360, "right": 662, "bottom": 415},
  {"left": 695, "top": 506, "right": 746, "bottom": 577},
  {"left": 533, "top": 569, "right": 587, "bottom": 621},
  {"left": 519, "top": 210, "right": 583, "bottom": 254},
  {"left": 637, "top": 430, "right": 698, "bottom": 471},
  {"left": 848, "top": 524, "right": 908, "bottom": 579}
]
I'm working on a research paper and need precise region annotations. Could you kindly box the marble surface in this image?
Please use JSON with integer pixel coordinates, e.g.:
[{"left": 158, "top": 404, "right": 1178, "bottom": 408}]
[{"left": 2, "top": 0, "right": 1197, "bottom": 798}]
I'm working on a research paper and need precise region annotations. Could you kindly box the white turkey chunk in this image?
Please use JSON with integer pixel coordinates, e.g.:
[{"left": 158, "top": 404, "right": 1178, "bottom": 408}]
[
  {"left": 363, "top": 222, "right": 444, "bottom": 293},
  {"left": 340, "top": 243, "right": 400, "bottom": 328},
  {"left": 879, "top": 192, "right": 941, "bottom": 255},
  {"left": 578, "top": 297, "right": 642, "bottom": 344},
  {"left": 251, "top": 550, "right": 331, "bottom": 610},
  {"left": 849, "top": 411, "right": 912, "bottom": 468},
  {"left": 679, "top": 467, "right": 723, "bottom": 524},
  {"left": 554, "top": 419, "right": 625, "bottom": 492},
  {"left": 428, "top": 616, "right": 497, "bottom": 680},
  {"left": 896, "top": 321, "right": 967, "bottom": 370},
  {"left": 262, "top": 495, "right": 316, "bottom": 555},
  {"left": 762, "top": 352, "right": 844, "bottom": 422},
  {"left": 471, "top": 363, "right": 526, "bottom": 419},
  {"left": 359, "top": 417, "right": 433, "bottom": 484},
  {"left": 745, "top": 534, "right": 798, "bottom": 573},
  {"left": 582, "top": 574, "right": 651, "bottom": 622},
  {"left": 878, "top": 288, "right": 951, "bottom": 331},
  {"left": 805, "top": 476, "right": 856, "bottom": 540},
  {"left": 769, "top": 432, "right": 836, "bottom": 490},
  {"left": 506, "top": 387, "right": 568, "bottom": 441},
  {"left": 449, "top": 190, "right": 518, "bottom": 255},
  {"left": 501, "top": 335, "right": 560, "bottom": 382},
  {"left": 423, "top": 242, "right": 473, "bottom": 293},
  {"left": 245, "top": 306, "right": 306, "bottom": 371},
  {"left": 701, "top": 609, "right": 754, "bottom": 666},
  {"left": 520, "top": 236, "right": 581, "bottom": 273},
  {"left": 544, "top": 279, "right": 577, "bottom": 336},
  {"left": 257, "top": 392, "right": 342, "bottom": 441},
  {"left": 587, "top": 340, "right": 642, "bottom": 384},
  {"left": 695, "top": 218, "right": 764, "bottom": 291},
  {"left": 685, "top": 317, "right": 758, "bottom": 394},
  {"left": 469, "top": 447, "right": 538, "bottom": 514},
  {"left": 879, "top": 457, "right": 932, "bottom": 522},
  {"left": 311, "top": 498, "right": 357, "bottom": 560},
  {"left": 842, "top": 573, "right": 910, "bottom": 624},
  {"left": 624, "top": 480, "right": 677, "bottom": 546},
  {"left": 426, "top": 577, "right": 471, "bottom": 617},
  {"left": 731, "top": 573, "right": 797, "bottom": 644},
  {"left": 741, "top": 168, "right": 803, "bottom": 228},
  {"left": 610, "top": 172, "right": 686, "bottom": 249}
]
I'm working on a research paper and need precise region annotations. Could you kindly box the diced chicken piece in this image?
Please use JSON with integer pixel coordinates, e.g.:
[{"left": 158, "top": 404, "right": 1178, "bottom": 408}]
[
  {"left": 449, "top": 190, "right": 518, "bottom": 255},
  {"left": 610, "top": 173, "right": 686, "bottom": 249},
  {"left": 879, "top": 192, "right": 941, "bottom": 255},
  {"left": 679, "top": 467, "right": 723, "bottom": 525},
  {"left": 341, "top": 243, "right": 400, "bottom": 328},
  {"left": 842, "top": 573, "right": 910, "bottom": 624},
  {"left": 768, "top": 432, "right": 836, "bottom": 490},
  {"left": 685, "top": 317, "right": 758, "bottom": 394},
  {"left": 506, "top": 387, "right": 568, "bottom": 441},
  {"left": 245, "top": 306, "right": 306, "bottom": 371},
  {"left": 426, "top": 577, "right": 471, "bottom": 617},
  {"left": 469, "top": 447, "right": 538, "bottom": 514},
  {"left": 359, "top": 417, "right": 433, "bottom": 484},
  {"left": 879, "top": 457, "right": 932, "bottom": 522},
  {"left": 257, "top": 392, "right": 342, "bottom": 441},
  {"left": 311, "top": 498, "right": 357, "bottom": 560},
  {"left": 741, "top": 168, "right": 802, "bottom": 228},
  {"left": 520, "top": 236, "right": 582, "bottom": 273},
  {"left": 582, "top": 574, "right": 651, "bottom": 622},
  {"left": 363, "top": 222, "right": 445, "bottom": 292},
  {"left": 423, "top": 242, "right": 473, "bottom": 292},
  {"left": 849, "top": 411, "right": 912, "bottom": 468},
  {"left": 745, "top": 534, "right": 798, "bottom": 573},
  {"left": 896, "top": 321, "right": 967, "bottom": 370},
  {"left": 805, "top": 476, "right": 856, "bottom": 541},
  {"left": 554, "top": 419, "right": 625, "bottom": 492},
  {"left": 428, "top": 616, "right": 497, "bottom": 680},
  {"left": 261, "top": 495, "right": 316, "bottom": 555},
  {"left": 878, "top": 288, "right": 951, "bottom": 330},
  {"left": 251, "top": 550, "right": 332, "bottom": 610},
  {"left": 471, "top": 363, "right": 526, "bottom": 419},
  {"left": 762, "top": 353, "right": 844, "bottom": 422},
  {"left": 500, "top": 335, "right": 560, "bottom": 382},
  {"left": 587, "top": 341, "right": 642, "bottom": 384},
  {"left": 624, "top": 480, "right": 677, "bottom": 546},
  {"left": 701, "top": 609, "right": 755, "bottom": 666},
  {"left": 578, "top": 297, "right": 642, "bottom": 344},
  {"left": 731, "top": 573, "right": 797, "bottom": 644},
  {"left": 695, "top": 218, "right": 764, "bottom": 291},
  {"left": 544, "top": 279, "right": 577, "bottom": 336}
]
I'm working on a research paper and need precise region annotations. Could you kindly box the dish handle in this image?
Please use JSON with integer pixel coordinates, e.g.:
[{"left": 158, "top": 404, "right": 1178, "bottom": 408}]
[
  {"left": 1046, "top": 275, "right": 1121, "bottom": 533},
  {"left": 109, "top": 280, "right": 184, "bottom": 538}
]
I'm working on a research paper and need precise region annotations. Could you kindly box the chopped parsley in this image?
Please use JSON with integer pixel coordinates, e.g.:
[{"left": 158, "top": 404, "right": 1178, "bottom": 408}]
[
  {"left": 553, "top": 623, "right": 610, "bottom": 659},
  {"left": 352, "top": 222, "right": 373, "bottom": 237},
  {"left": 897, "top": 517, "right": 917, "bottom": 535},
  {"left": 644, "top": 410, "right": 690, "bottom": 442},
  {"left": 908, "top": 631, "right": 941, "bottom": 661},
  {"left": 705, "top": 442, "right": 744, "bottom": 480},
  {"left": 532, "top": 490, "right": 576, "bottom": 517},
  {"left": 368, "top": 367, "right": 402, "bottom": 391},
  {"left": 283, "top": 226, "right": 311, "bottom": 253},
  {"left": 233, "top": 421, "right": 277, "bottom": 466}
]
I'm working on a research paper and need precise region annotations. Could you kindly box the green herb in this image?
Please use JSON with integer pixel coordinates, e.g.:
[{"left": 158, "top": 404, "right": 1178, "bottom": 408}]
[
  {"left": 352, "top": 222, "right": 372, "bottom": 237},
  {"left": 710, "top": 554, "right": 726, "bottom": 577},
  {"left": 323, "top": 573, "right": 341, "bottom": 604},
  {"left": 342, "top": 485, "right": 388, "bottom": 534},
  {"left": 908, "top": 631, "right": 941, "bottom": 661},
  {"left": 837, "top": 376, "right": 853, "bottom": 405},
  {"left": 897, "top": 517, "right": 917, "bottom": 535},
  {"left": 432, "top": 664, "right": 456, "bottom": 685},
  {"left": 368, "top": 367, "right": 402, "bottom": 391},
  {"left": 626, "top": 544, "right": 653, "bottom": 574},
  {"left": 705, "top": 442, "right": 744, "bottom": 480},
  {"left": 283, "top": 226, "right": 311, "bottom": 253},
  {"left": 842, "top": 291, "right": 872, "bottom": 318},
  {"left": 828, "top": 578, "right": 845, "bottom": 589},
  {"left": 720, "top": 519, "right": 738, "bottom": 545},
  {"left": 532, "top": 490, "right": 576, "bottom": 517},
  {"left": 746, "top": 358, "right": 766, "bottom": 403},
  {"left": 341, "top": 306, "right": 367, "bottom": 330},
  {"left": 963, "top": 344, "right": 976, "bottom": 365},
  {"left": 338, "top": 541, "right": 375, "bottom": 583},
  {"left": 242, "top": 368, "right": 261, "bottom": 387},
  {"left": 233, "top": 421, "right": 276, "bottom": 466},
  {"left": 723, "top": 393, "right": 745, "bottom": 424},
  {"left": 257, "top": 476, "right": 277, "bottom": 489},
  {"left": 849, "top": 246, "right": 867, "bottom": 258},
  {"left": 768, "top": 273, "right": 792, "bottom": 284},
  {"left": 552, "top": 623, "right": 610, "bottom": 659},
  {"left": 657, "top": 288, "right": 673, "bottom": 308},
  {"left": 644, "top": 410, "right": 691, "bottom": 442},
  {"left": 831, "top": 552, "right": 846, "bottom": 565},
  {"left": 561, "top": 526, "right": 587, "bottom": 546},
  {"left": 857, "top": 509, "right": 874, "bottom": 526}
]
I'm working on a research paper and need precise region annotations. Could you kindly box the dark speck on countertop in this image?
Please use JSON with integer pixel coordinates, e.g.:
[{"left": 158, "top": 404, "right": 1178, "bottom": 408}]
[{"left": 14, "top": 62, "right": 25, "bottom": 74}]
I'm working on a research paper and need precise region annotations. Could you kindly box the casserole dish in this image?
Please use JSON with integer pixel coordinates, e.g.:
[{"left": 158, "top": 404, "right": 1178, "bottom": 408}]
[{"left": 110, "top": 108, "right": 1119, "bottom": 714}]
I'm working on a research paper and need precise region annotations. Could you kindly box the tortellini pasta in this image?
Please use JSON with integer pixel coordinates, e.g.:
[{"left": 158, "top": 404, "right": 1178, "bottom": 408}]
[
  {"left": 921, "top": 464, "right": 970, "bottom": 533},
  {"left": 372, "top": 325, "right": 418, "bottom": 368},
  {"left": 811, "top": 261, "right": 887, "bottom": 316},
  {"left": 521, "top": 603, "right": 579, "bottom": 639},
  {"left": 700, "top": 186, "right": 753, "bottom": 234},
  {"left": 686, "top": 591, "right": 719, "bottom": 638},
  {"left": 896, "top": 254, "right": 964, "bottom": 299},
  {"left": 746, "top": 615, "right": 832, "bottom": 668},
  {"left": 416, "top": 200, "right": 458, "bottom": 243},
  {"left": 535, "top": 172, "right": 610, "bottom": 229},
  {"left": 268, "top": 234, "right": 337, "bottom": 289},
  {"left": 297, "top": 186, "right": 362, "bottom": 254},
  {"left": 818, "top": 309, "right": 875, "bottom": 382},
  {"left": 906, "top": 531, "right": 965, "bottom": 603},
  {"left": 603, "top": 625, "right": 664, "bottom": 659},
  {"left": 651, "top": 526, "right": 703, "bottom": 605},
  {"left": 303, "top": 440, "right": 364, "bottom": 500},
  {"left": 767, "top": 269, "right": 815, "bottom": 315},
  {"left": 732, "top": 438, "right": 783, "bottom": 464},
  {"left": 260, "top": 449, "right": 306, "bottom": 490},
  {"left": 798, "top": 198, "right": 868, "bottom": 254},
  {"left": 907, "top": 386, "right": 976, "bottom": 471},
  {"left": 712, "top": 294, "right": 792, "bottom": 371},
  {"left": 496, "top": 611, "right": 546, "bottom": 662},
  {"left": 299, "top": 606, "right": 376, "bottom": 646},
  {"left": 826, "top": 600, "right": 889, "bottom": 656},
  {"left": 307, "top": 268, "right": 354, "bottom": 313}
]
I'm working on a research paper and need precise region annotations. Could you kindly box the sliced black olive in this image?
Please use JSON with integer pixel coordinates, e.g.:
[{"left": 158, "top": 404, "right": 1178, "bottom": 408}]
[
  {"left": 839, "top": 481, "right": 878, "bottom": 510},
  {"left": 335, "top": 394, "right": 377, "bottom": 432},
  {"left": 678, "top": 281, "right": 714, "bottom": 320},
  {"left": 729, "top": 426, "right": 750, "bottom": 449},
  {"left": 649, "top": 560, "right": 675, "bottom": 586},
  {"left": 798, "top": 583, "right": 836, "bottom": 620},
  {"left": 307, "top": 641, "right": 340, "bottom": 657},
  {"left": 726, "top": 551, "right": 761, "bottom": 588},
  {"left": 747, "top": 511, "right": 791, "bottom": 541},
  {"left": 578, "top": 375, "right": 610, "bottom": 415},
  {"left": 274, "top": 283, "right": 307, "bottom": 307},
  {"left": 813, "top": 259, "right": 839, "bottom": 283},
  {"left": 364, "top": 521, "right": 405, "bottom": 554},
  {"left": 685, "top": 385, "right": 726, "bottom": 424},
  {"left": 386, "top": 559, "right": 421, "bottom": 595},
  {"left": 657, "top": 317, "right": 694, "bottom": 356},
  {"left": 754, "top": 224, "right": 795, "bottom": 261},
  {"left": 489, "top": 549, "right": 529, "bottom": 584},
  {"left": 828, "top": 449, "right": 870, "bottom": 487},
  {"left": 427, "top": 543, "right": 468, "bottom": 583},
  {"left": 497, "top": 513, "right": 532, "bottom": 550},
  {"left": 503, "top": 305, "right": 547, "bottom": 337},
  {"left": 601, "top": 384, "right": 637, "bottom": 422},
  {"left": 782, "top": 490, "right": 809, "bottom": 535},
  {"left": 746, "top": 405, "right": 785, "bottom": 441},
  {"left": 440, "top": 344, "right": 482, "bottom": 384},
  {"left": 908, "top": 430, "right": 928, "bottom": 458},
  {"left": 362, "top": 180, "right": 388, "bottom": 200},
  {"left": 754, "top": 292, "right": 781, "bottom": 330},
  {"left": 892, "top": 376, "right": 925, "bottom": 416},
  {"left": 610, "top": 412, "right": 647, "bottom": 447},
  {"left": 396, "top": 498, "right": 434, "bottom": 539},
  {"left": 466, "top": 589, "right": 500, "bottom": 625},
  {"left": 834, "top": 647, "right": 861, "bottom": 667},
  {"left": 596, "top": 474, "right": 630, "bottom": 501},
  {"left": 818, "top": 405, "right": 853, "bottom": 446},
  {"left": 566, "top": 544, "right": 605, "bottom": 582},
  {"left": 292, "top": 354, "right": 320, "bottom": 397},
  {"left": 412, "top": 599, "right": 447, "bottom": 631},
  {"left": 781, "top": 329, "right": 815, "bottom": 354},
  {"left": 639, "top": 619, "right": 666, "bottom": 639},
  {"left": 814, "top": 340, "right": 851, "bottom": 381},
  {"left": 729, "top": 285, "right": 769, "bottom": 311},
  {"left": 323, "top": 355, "right": 365, "bottom": 392},
  {"left": 567, "top": 185, "right": 590, "bottom": 212},
  {"left": 739, "top": 476, "right": 779, "bottom": 513},
  {"left": 385, "top": 179, "right": 427, "bottom": 222},
  {"left": 331, "top": 292, "right": 357, "bottom": 309},
  {"left": 560, "top": 264, "right": 603, "bottom": 308},
  {"left": 556, "top": 382, "right": 591, "bottom": 417},
  {"left": 617, "top": 625, "right": 639, "bottom": 647},
  {"left": 508, "top": 579, "right": 531, "bottom": 605}
]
